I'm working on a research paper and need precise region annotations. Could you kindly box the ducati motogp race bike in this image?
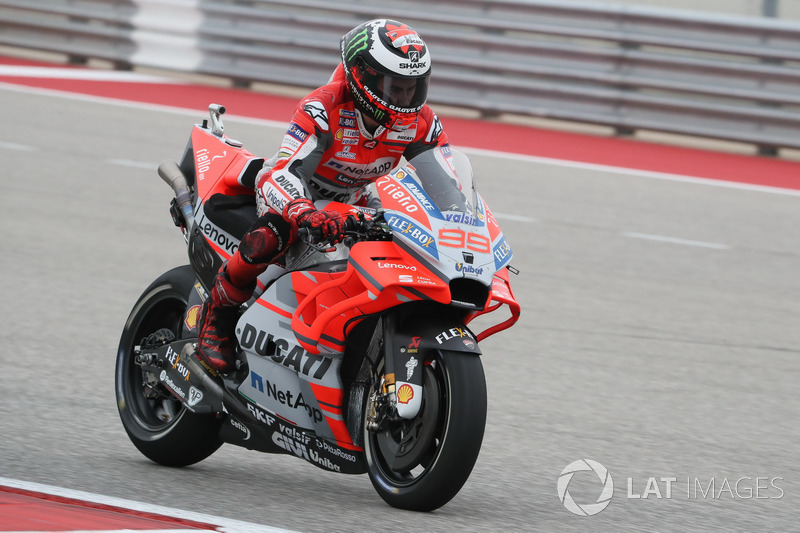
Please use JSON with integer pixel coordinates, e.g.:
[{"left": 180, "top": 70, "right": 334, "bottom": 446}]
[{"left": 115, "top": 104, "right": 520, "bottom": 511}]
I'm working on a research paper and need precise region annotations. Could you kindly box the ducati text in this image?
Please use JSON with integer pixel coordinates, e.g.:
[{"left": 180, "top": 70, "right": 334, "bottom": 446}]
[{"left": 240, "top": 324, "right": 333, "bottom": 379}]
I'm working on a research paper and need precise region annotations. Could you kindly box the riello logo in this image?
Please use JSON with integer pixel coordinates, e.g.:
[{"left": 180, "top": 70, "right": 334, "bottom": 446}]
[{"left": 195, "top": 148, "right": 211, "bottom": 177}]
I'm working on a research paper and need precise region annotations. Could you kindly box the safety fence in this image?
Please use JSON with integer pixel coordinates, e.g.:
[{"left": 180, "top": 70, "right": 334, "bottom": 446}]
[{"left": 2, "top": 0, "right": 800, "bottom": 153}]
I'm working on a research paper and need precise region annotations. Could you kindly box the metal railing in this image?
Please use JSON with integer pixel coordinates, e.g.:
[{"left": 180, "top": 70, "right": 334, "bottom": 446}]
[{"left": 2, "top": 0, "right": 800, "bottom": 153}]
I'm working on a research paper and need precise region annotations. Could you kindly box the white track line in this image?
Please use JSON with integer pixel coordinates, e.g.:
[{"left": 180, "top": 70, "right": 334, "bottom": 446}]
[
  {"left": 0, "top": 140, "right": 37, "bottom": 151},
  {"left": 6, "top": 530, "right": 212, "bottom": 533},
  {"left": 461, "top": 147, "right": 800, "bottom": 198},
  {"left": 106, "top": 158, "right": 159, "bottom": 170},
  {"left": 622, "top": 231, "right": 731, "bottom": 249},
  {"left": 0, "top": 477, "right": 299, "bottom": 533},
  {"left": 0, "top": 65, "right": 185, "bottom": 83},
  {"left": 493, "top": 213, "right": 537, "bottom": 223}
]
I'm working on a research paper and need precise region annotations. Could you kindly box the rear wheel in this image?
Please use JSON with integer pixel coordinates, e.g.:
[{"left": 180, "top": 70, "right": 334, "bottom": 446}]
[
  {"left": 115, "top": 265, "right": 222, "bottom": 466},
  {"left": 364, "top": 349, "right": 487, "bottom": 511}
]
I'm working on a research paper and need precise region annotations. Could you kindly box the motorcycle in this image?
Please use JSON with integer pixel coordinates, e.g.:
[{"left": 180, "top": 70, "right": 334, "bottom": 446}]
[{"left": 115, "top": 104, "right": 520, "bottom": 511}]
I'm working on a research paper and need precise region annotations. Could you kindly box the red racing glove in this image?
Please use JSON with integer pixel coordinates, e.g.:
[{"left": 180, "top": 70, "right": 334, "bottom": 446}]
[{"left": 283, "top": 198, "right": 347, "bottom": 244}]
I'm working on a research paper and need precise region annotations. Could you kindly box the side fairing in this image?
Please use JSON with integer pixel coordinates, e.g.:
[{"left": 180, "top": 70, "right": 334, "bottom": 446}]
[
  {"left": 189, "top": 126, "right": 257, "bottom": 200},
  {"left": 235, "top": 269, "right": 354, "bottom": 448},
  {"left": 483, "top": 197, "right": 514, "bottom": 271},
  {"left": 192, "top": 201, "right": 243, "bottom": 260}
]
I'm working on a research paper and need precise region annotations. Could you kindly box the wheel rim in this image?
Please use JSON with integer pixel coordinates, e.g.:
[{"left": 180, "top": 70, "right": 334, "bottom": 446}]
[
  {"left": 368, "top": 358, "right": 448, "bottom": 486},
  {"left": 120, "top": 292, "right": 187, "bottom": 433}
]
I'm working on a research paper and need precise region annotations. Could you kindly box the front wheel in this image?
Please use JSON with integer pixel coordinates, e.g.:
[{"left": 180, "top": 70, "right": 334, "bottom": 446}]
[
  {"left": 115, "top": 265, "right": 222, "bottom": 466},
  {"left": 364, "top": 350, "right": 487, "bottom": 511}
]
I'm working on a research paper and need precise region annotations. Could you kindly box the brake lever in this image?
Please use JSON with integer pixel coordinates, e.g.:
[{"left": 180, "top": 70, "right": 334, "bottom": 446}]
[
  {"left": 297, "top": 227, "right": 338, "bottom": 252},
  {"left": 313, "top": 243, "right": 338, "bottom": 253}
]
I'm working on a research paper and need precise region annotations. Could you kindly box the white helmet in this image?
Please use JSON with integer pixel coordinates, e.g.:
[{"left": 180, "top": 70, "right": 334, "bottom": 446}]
[{"left": 341, "top": 19, "right": 431, "bottom": 131}]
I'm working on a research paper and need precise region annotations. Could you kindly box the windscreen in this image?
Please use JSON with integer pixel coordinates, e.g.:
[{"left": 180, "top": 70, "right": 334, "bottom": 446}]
[{"left": 406, "top": 146, "right": 476, "bottom": 215}]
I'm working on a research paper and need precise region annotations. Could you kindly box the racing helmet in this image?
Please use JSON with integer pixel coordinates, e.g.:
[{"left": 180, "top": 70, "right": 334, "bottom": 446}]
[{"left": 341, "top": 19, "right": 431, "bottom": 131}]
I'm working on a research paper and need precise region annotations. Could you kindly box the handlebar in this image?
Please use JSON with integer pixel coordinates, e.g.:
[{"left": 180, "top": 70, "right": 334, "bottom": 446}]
[{"left": 297, "top": 211, "right": 391, "bottom": 250}]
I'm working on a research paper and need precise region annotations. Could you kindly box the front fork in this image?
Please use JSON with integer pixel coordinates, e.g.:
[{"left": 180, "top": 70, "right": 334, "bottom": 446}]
[
  {"left": 365, "top": 306, "right": 482, "bottom": 427},
  {"left": 365, "top": 375, "right": 391, "bottom": 432}
]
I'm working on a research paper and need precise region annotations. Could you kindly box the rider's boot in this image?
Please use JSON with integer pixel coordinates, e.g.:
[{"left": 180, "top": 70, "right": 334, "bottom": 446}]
[
  {"left": 197, "top": 255, "right": 265, "bottom": 373},
  {"left": 197, "top": 221, "right": 286, "bottom": 373}
]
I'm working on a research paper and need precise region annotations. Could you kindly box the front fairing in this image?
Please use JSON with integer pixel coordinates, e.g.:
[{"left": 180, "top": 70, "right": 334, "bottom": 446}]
[{"left": 375, "top": 146, "right": 514, "bottom": 298}]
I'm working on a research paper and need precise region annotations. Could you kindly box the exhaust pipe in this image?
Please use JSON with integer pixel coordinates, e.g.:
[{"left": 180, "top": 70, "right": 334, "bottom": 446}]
[{"left": 158, "top": 160, "right": 194, "bottom": 229}]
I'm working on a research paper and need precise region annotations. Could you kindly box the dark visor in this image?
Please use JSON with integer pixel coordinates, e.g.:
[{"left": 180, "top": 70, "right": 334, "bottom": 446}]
[{"left": 360, "top": 70, "right": 429, "bottom": 111}]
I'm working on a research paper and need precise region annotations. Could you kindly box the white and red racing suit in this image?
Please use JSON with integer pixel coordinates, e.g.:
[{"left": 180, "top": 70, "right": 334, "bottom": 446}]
[
  {"left": 255, "top": 64, "right": 448, "bottom": 219},
  {"left": 214, "top": 64, "right": 448, "bottom": 293},
  {"left": 197, "top": 64, "right": 449, "bottom": 373}
]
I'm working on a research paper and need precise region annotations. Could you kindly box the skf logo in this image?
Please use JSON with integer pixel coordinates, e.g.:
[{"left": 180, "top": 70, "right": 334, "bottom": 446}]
[{"left": 184, "top": 305, "right": 201, "bottom": 331}]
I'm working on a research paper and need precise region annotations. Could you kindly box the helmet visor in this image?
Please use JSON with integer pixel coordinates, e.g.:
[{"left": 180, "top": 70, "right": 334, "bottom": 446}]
[{"left": 360, "top": 68, "right": 429, "bottom": 112}]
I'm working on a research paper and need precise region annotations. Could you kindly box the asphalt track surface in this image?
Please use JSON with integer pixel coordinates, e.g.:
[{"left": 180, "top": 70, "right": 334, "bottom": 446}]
[{"left": 1, "top": 65, "right": 800, "bottom": 532}]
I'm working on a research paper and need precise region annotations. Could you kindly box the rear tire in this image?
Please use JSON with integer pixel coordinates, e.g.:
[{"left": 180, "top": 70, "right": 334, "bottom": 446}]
[
  {"left": 115, "top": 265, "right": 222, "bottom": 466},
  {"left": 364, "top": 349, "right": 487, "bottom": 511}
]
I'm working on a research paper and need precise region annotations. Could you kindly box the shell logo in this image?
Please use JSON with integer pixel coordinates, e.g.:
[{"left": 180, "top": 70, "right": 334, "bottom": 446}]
[
  {"left": 397, "top": 384, "right": 414, "bottom": 404},
  {"left": 184, "top": 304, "right": 202, "bottom": 331}
]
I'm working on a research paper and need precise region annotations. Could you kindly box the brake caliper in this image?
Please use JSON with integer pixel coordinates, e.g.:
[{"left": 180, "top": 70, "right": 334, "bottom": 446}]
[
  {"left": 134, "top": 328, "right": 176, "bottom": 399},
  {"left": 366, "top": 374, "right": 403, "bottom": 432}
]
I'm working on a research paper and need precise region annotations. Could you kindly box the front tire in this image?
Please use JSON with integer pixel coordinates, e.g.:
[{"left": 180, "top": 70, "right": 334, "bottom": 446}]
[
  {"left": 364, "top": 350, "right": 487, "bottom": 511},
  {"left": 115, "top": 265, "right": 222, "bottom": 466}
]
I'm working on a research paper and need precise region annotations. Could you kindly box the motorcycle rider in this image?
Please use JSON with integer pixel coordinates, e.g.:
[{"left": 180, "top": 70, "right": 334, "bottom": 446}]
[{"left": 197, "top": 18, "right": 450, "bottom": 373}]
